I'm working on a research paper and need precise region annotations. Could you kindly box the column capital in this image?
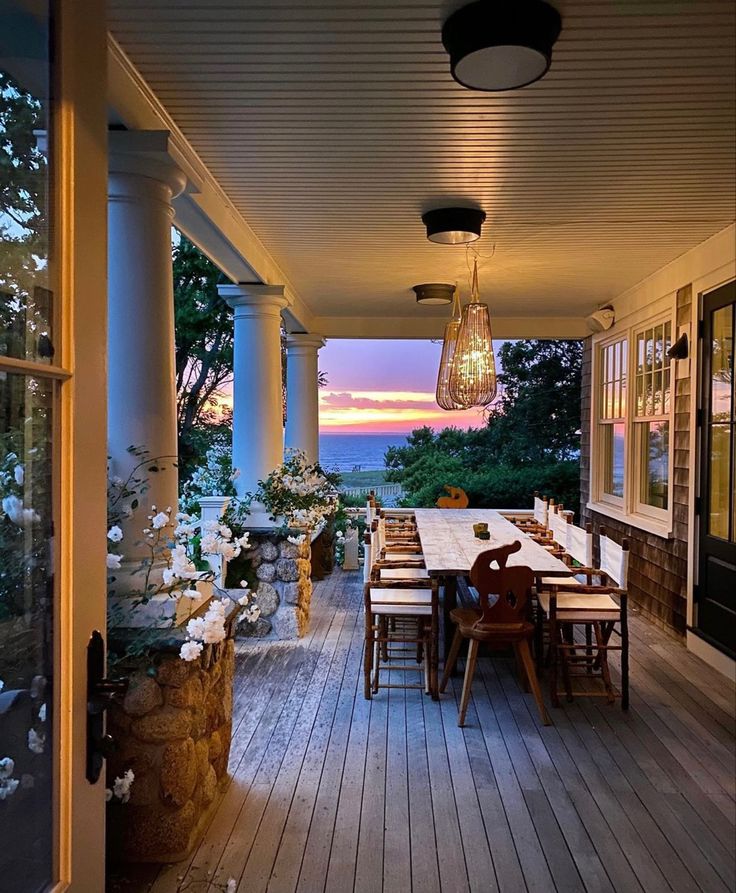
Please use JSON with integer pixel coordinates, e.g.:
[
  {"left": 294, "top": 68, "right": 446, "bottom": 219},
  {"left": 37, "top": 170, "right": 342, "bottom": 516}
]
[
  {"left": 109, "top": 129, "right": 187, "bottom": 198},
  {"left": 286, "top": 332, "right": 326, "bottom": 352},
  {"left": 219, "top": 283, "right": 290, "bottom": 317}
]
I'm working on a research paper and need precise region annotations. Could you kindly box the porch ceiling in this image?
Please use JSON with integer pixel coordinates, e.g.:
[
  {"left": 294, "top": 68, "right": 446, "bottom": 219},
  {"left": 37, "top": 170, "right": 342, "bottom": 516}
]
[{"left": 107, "top": 0, "right": 736, "bottom": 337}]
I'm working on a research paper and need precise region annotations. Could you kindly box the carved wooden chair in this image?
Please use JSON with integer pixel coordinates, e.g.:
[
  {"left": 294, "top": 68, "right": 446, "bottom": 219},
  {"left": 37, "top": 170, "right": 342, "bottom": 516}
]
[
  {"left": 440, "top": 542, "right": 550, "bottom": 726},
  {"left": 436, "top": 485, "right": 469, "bottom": 509}
]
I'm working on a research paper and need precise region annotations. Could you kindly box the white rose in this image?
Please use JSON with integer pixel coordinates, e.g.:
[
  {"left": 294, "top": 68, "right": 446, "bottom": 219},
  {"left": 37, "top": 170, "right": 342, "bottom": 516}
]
[
  {"left": 106, "top": 553, "right": 122, "bottom": 570},
  {"left": 107, "top": 525, "right": 123, "bottom": 543},
  {"left": 14, "top": 465, "right": 24, "bottom": 485},
  {"left": 186, "top": 618, "right": 206, "bottom": 640},
  {"left": 28, "top": 729, "right": 45, "bottom": 755},
  {"left": 180, "top": 640, "right": 204, "bottom": 662},
  {"left": 151, "top": 511, "right": 169, "bottom": 530}
]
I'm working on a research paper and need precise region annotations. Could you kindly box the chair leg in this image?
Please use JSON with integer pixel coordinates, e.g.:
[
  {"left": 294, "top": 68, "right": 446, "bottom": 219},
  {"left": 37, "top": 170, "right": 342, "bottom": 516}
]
[
  {"left": 594, "top": 622, "right": 616, "bottom": 704},
  {"left": 440, "top": 627, "right": 464, "bottom": 693},
  {"left": 585, "top": 624, "right": 593, "bottom": 674},
  {"left": 620, "top": 596, "right": 629, "bottom": 710},
  {"left": 518, "top": 638, "right": 551, "bottom": 726},
  {"left": 430, "top": 600, "right": 439, "bottom": 700},
  {"left": 534, "top": 608, "right": 545, "bottom": 673},
  {"left": 457, "top": 638, "right": 479, "bottom": 727},
  {"left": 364, "top": 612, "right": 373, "bottom": 700},
  {"left": 513, "top": 642, "right": 531, "bottom": 692},
  {"left": 549, "top": 616, "right": 560, "bottom": 707}
]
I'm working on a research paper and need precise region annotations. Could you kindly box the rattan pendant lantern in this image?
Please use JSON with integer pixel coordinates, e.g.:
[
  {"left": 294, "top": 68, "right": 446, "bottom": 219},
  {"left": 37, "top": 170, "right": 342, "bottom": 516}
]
[
  {"left": 448, "top": 260, "right": 497, "bottom": 408},
  {"left": 435, "top": 287, "right": 467, "bottom": 410}
]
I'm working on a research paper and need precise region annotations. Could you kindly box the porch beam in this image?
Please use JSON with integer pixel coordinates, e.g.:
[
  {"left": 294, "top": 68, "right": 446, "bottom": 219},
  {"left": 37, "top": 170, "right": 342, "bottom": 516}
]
[
  {"left": 107, "top": 36, "right": 315, "bottom": 335},
  {"left": 313, "top": 315, "right": 591, "bottom": 340}
]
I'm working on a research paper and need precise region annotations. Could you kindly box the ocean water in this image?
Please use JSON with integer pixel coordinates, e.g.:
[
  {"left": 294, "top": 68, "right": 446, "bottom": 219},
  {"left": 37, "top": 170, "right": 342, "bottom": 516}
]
[{"left": 319, "top": 433, "right": 408, "bottom": 472}]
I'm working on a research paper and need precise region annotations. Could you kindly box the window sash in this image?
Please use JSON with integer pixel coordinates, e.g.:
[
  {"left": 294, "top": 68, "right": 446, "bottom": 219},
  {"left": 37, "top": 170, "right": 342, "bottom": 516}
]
[{"left": 591, "top": 309, "right": 675, "bottom": 532}]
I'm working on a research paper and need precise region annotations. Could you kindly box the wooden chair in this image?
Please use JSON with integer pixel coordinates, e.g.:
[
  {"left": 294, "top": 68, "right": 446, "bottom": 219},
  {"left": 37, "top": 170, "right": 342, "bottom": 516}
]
[
  {"left": 508, "top": 492, "right": 549, "bottom": 535},
  {"left": 436, "top": 485, "right": 469, "bottom": 509},
  {"left": 364, "top": 575, "right": 439, "bottom": 700},
  {"left": 368, "top": 519, "right": 428, "bottom": 581},
  {"left": 440, "top": 542, "right": 550, "bottom": 727},
  {"left": 536, "top": 528, "right": 629, "bottom": 709}
]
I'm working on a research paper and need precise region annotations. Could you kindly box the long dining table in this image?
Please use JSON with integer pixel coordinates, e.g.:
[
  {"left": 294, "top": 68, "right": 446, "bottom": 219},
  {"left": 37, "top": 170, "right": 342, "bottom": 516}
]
[{"left": 412, "top": 508, "right": 574, "bottom": 656}]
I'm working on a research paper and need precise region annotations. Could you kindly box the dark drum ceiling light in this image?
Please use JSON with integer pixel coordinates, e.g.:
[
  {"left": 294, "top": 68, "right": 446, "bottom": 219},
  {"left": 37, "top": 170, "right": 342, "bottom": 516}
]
[
  {"left": 442, "top": 0, "right": 562, "bottom": 92},
  {"left": 413, "top": 283, "right": 456, "bottom": 305},
  {"left": 422, "top": 207, "right": 486, "bottom": 245}
]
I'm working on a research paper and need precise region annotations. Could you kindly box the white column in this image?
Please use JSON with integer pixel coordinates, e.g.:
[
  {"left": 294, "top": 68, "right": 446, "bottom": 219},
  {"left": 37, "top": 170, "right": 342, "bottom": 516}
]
[
  {"left": 285, "top": 333, "right": 325, "bottom": 463},
  {"left": 218, "top": 284, "right": 289, "bottom": 500},
  {"left": 108, "top": 131, "right": 186, "bottom": 550}
]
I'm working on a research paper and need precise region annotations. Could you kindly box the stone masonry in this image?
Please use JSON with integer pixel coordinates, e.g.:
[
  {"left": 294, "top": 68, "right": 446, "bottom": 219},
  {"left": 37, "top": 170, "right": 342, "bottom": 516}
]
[
  {"left": 106, "top": 637, "right": 235, "bottom": 863},
  {"left": 236, "top": 533, "right": 312, "bottom": 639}
]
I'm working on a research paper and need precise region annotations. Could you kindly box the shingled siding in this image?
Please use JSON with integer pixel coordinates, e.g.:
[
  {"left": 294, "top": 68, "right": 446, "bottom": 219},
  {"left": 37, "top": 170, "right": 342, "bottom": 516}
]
[{"left": 580, "top": 285, "right": 692, "bottom": 636}]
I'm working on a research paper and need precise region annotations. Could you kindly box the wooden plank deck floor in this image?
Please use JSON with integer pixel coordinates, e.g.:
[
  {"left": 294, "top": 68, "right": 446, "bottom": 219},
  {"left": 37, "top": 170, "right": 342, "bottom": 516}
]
[{"left": 110, "top": 569, "right": 736, "bottom": 893}]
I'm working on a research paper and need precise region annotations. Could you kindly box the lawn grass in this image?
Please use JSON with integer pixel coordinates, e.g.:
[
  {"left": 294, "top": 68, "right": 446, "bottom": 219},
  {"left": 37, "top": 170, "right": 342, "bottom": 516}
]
[{"left": 338, "top": 469, "right": 388, "bottom": 488}]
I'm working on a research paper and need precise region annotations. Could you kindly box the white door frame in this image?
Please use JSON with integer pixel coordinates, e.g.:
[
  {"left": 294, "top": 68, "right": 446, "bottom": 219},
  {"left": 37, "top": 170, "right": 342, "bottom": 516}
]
[{"left": 55, "top": 2, "right": 109, "bottom": 889}]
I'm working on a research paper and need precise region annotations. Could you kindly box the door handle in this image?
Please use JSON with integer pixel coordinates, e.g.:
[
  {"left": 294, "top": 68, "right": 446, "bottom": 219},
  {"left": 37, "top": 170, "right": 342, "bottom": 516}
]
[{"left": 86, "top": 630, "right": 128, "bottom": 783}]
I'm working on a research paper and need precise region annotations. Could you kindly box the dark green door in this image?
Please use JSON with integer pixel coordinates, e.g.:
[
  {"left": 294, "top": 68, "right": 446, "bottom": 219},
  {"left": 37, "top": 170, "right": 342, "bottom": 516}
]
[{"left": 697, "top": 280, "right": 736, "bottom": 657}]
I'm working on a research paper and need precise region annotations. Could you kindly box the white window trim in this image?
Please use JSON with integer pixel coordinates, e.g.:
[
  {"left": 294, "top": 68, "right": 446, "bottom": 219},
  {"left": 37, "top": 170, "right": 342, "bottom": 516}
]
[{"left": 589, "top": 295, "right": 676, "bottom": 538}]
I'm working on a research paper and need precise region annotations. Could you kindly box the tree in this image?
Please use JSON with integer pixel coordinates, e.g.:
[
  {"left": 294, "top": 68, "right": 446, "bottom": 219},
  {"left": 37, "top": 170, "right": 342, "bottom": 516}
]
[
  {"left": 173, "top": 233, "right": 233, "bottom": 478},
  {"left": 0, "top": 71, "right": 49, "bottom": 358},
  {"left": 485, "top": 340, "right": 583, "bottom": 463},
  {"left": 385, "top": 340, "right": 583, "bottom": 512}
]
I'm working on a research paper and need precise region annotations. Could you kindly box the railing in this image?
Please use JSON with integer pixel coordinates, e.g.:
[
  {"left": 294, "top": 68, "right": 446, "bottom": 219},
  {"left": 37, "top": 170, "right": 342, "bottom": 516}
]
[{"left": 339, "top": 482, "right": 404, "bottom": 507}]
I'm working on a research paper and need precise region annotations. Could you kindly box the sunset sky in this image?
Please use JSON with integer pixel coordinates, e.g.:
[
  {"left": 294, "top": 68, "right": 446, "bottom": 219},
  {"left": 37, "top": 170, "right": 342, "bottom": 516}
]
[{"left": 318, "top": 339, "right": 490, "bottom": 434}]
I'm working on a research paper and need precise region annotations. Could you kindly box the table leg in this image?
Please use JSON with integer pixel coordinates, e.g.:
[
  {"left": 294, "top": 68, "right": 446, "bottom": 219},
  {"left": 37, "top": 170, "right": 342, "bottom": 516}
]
[{"left": 443, "top": 575, "right": 457, "bottom": 661}]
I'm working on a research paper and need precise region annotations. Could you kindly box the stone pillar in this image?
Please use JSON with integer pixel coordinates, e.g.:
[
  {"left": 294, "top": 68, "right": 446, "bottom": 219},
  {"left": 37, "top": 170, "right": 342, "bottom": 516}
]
[
  {"left": 108, "top": 131, "right": 186, "bottom": 548},
  {"left": 285, "top": 333, "right": 325, "bottom": 463},
  {"left": 218, "top": 284, "right": 288, "bottom": 500}
]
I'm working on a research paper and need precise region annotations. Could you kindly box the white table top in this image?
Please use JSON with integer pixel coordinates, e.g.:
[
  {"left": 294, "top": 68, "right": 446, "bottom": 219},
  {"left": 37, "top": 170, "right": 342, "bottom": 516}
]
[{"left": 413, "top": 509, "right": 573, "bottom": 577}]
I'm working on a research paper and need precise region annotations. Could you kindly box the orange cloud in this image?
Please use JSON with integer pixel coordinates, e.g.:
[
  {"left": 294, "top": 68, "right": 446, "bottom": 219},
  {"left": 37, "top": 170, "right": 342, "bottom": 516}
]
[{"left": 319, "top": 389, "right": 484, "bottom": 433}]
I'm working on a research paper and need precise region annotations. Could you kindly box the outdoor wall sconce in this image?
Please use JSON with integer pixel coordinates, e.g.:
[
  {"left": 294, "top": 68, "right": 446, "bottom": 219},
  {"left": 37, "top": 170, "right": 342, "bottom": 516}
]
[
  {"left": 441, "top": 0, "right": 562, "bottom": 92},
  {"left": 422, "top": 207, "right": 486, "bottom": 244},
  {"left": 413, "top": 283, "right": 456, "bottom": 305},
  {"left": 667, "top": 332, "right": 689, "bottom": 361}
]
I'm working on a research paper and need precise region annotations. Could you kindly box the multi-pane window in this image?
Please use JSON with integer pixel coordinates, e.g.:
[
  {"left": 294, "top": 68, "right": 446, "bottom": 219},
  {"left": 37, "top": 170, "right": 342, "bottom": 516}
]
[
  {"left": 634, "top": 321, "right": 672, "bottom": 511},
  {"left": 593, "top": 313, "right": 674, "bottom": 530},
  {"left": 597, "top": 339, "right": 627, "bottom": 500}
]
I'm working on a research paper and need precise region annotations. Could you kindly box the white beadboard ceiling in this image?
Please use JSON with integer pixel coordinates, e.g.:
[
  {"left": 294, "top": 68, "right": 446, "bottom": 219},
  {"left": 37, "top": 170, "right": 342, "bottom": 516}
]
[{"left": 107, "top": 0, "right": 736, "bottom": 333}]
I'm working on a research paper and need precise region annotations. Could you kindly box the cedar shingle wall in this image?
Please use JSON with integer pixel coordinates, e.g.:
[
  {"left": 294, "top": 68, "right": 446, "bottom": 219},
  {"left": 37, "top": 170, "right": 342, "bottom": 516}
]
[{"left": 580, "top": 285, "right": 692, "bottom": 636}]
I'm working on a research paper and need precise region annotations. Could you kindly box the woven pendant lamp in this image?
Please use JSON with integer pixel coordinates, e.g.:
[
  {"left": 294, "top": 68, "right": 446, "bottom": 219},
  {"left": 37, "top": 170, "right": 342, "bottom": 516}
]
[
  {"left": 448, "top": 260, "right": 497, "bottom": 407},
  {"left": 436, "top": 287, "right": 468, "bottom": 410}
]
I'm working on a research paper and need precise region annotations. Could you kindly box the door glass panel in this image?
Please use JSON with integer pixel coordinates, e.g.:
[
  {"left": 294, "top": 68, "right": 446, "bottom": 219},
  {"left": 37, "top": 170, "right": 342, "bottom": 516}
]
[
  {"left": 709, "top": 424, "right": 732, "bottom": 540},
  {"left": 0, "top": 1, "right": 54, "bottom": 364},
  {"left": 0, "top": 371, "right": 55, "bottom": 890},
  {"left": 710, "top": 304, "right": 733, "bottom": 424},
  {"left": 1, "top": 2, "right": 55, "bottom": 889}
]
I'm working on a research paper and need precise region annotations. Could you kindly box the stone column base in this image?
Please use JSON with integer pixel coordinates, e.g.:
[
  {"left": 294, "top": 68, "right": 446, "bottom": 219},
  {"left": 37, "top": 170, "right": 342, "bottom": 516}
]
[
  {"left": 233, "top": 532, "right": 313, "bottom": 639},
  {"left": 106, "top": 639, "right": 235, "bottom": 863}
]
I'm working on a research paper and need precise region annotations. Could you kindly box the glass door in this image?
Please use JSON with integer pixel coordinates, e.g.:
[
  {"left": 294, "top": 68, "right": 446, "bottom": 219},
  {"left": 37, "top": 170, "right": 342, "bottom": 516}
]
[
  {"left": 697, "top": 280, "right": 736, "bottom": 657},
  {"left": 1, "top": 1, "right": 108, "bottom": 889}
]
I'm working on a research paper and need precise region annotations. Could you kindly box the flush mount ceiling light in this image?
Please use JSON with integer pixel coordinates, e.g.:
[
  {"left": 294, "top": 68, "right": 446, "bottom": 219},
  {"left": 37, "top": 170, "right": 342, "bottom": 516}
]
[
  {"left": 442, "top": 0, "right": 562, "bottom": 92},
  {"left": 422, "top": 207, "right": 486, "bottom": 245},
  {"left": 413, "top": 282, "right": 456, "bottom": 305}
]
